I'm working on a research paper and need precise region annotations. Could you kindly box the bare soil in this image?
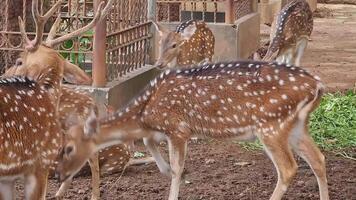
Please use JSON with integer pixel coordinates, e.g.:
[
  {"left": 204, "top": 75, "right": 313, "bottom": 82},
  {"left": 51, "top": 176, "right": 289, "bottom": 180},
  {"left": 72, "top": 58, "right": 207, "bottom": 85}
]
[{"left": 45, "top": 141, "right": 355, "bottom": 200}]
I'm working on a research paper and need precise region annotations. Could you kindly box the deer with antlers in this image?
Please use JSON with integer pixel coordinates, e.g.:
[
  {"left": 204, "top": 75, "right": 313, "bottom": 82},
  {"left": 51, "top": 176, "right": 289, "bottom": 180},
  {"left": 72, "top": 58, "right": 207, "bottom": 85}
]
[
  {"left": 153, "top": 20, "right": 215, "bottom": 69},
  {"left": 0, "top": 0, "right": 113, "bottom": 198},
  {"left": 263, "top": 0, "right": 313, "bottom": 66},
  {"left": 56, "top": 60, "right": 329, "bottom": 200}
]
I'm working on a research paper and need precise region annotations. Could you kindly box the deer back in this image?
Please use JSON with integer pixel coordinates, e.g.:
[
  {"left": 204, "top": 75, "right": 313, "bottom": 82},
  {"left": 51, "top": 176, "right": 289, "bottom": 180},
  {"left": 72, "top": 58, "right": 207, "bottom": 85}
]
[
  {"left": 264, "top": 0, "right": 313, "bottom": 61},
  {"left": 135, "top": 61, "right": 323, "bottom": 139},
  {"left": 0, "top": 76, "right": 61, "bottom": 175}
]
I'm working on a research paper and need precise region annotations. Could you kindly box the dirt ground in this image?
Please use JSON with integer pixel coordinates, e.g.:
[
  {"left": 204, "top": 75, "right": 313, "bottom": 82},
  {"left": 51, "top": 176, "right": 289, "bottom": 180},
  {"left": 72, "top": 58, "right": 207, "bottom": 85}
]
[
  {"left": 41, "top": 4, "right": 355, "bottom": 200},
  {"left": 45, "top": 141, "right": 356, "bottom": 200}
]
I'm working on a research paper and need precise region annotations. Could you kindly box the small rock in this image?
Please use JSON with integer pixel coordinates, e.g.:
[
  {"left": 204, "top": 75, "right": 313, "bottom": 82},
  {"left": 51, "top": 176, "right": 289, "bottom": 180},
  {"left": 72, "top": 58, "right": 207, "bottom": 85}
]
[
  {"left": 184, "top": 180, "right": 192, "bottom": 184},
  {"left": 77, "top": 189, "right": 85, "bottom": 194},
  {"left": 297, "top": 180, "right": 305, "bottom": 186},
  {"left": 234, "top": 161, "right": 251, "bottom": 166},
  {"left": 205, "top": 159, "right": 215, "bottom": 164}
]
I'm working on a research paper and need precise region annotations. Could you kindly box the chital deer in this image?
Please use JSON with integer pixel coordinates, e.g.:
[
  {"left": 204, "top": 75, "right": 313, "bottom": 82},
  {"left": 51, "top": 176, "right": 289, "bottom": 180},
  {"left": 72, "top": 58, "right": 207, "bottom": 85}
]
[
  {"left": 263, "top": 0, "right": 313, "bottom": 66},
  {"left": 0, "top": 0, "right": 113, "bottom": 198},
  {"left": 153, "top": 20, "right": 215, "bottom": 69},
  {"left": 57, "top": 60, "right": 329, "bottom": 200}
]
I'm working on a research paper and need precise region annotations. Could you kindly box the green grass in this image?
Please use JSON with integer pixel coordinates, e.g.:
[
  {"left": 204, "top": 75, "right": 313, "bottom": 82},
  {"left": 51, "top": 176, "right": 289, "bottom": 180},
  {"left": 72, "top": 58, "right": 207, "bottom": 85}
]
[{"left": 238, "top": 91, "right": 356, "bottom": 152}]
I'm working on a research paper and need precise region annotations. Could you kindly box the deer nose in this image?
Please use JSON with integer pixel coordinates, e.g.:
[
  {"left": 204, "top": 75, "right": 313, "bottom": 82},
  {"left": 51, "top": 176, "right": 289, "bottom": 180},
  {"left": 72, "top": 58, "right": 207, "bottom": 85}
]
[{"left": 54, "top": 171, "right": 61, "bottom": 183}]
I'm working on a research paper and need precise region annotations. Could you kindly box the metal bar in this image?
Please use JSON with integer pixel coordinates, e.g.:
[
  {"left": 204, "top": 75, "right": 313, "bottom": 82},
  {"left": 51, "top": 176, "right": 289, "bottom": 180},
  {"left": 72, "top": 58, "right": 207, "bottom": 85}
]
[
  {"left": 92, "top": 0, "right": 107, "bottom": 86},
  {"left": 106, "top": 22, "right": 151, "bottom": 37},
  {"left": 106, "top": 35, "right": 152, "bottom": 52}
]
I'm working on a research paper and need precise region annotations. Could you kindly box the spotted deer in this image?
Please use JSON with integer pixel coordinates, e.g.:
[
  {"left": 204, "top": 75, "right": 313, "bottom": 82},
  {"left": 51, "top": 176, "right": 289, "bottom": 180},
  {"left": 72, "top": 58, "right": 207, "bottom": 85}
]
[
  {"left": 57, "top": 60, "right": 329, "bottom": 200},
  {"left": 153, "top": 20, "right": 215, "bottom": 69},
  {"left": 263, "top": 0, "right": 313, "bottom": 66},
  {"left": 0, "top": 0, "right": 113, "bottom": 199}
]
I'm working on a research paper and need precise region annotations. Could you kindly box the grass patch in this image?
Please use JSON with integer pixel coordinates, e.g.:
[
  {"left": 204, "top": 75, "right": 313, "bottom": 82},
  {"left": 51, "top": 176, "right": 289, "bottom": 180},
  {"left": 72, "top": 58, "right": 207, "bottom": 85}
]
[
  {"left": 238, "top": 91, "right": 356, "bottom": 152},
  {"left": 310, "top": 91, "right": 356, "bottom": 150}
]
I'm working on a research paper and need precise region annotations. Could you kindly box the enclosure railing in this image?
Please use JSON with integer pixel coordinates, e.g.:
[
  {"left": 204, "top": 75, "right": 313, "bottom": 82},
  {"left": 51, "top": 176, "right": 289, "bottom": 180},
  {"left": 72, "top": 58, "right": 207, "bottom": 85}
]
[{"left": 156, "top": 0, "right": 255, "bottom": 24}]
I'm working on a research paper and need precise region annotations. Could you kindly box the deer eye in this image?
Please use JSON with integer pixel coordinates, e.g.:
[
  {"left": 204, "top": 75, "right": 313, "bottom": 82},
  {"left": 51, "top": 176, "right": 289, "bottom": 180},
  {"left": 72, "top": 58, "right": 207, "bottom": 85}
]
[
  {"left": 171, "top": 43, "right": 177, "bottom": 48},
  {"left": 15, "top": 58, "right": 23, "bottom": 66},
  {"left": 65, "top": 145, "right": 74, "bottom": 156}
]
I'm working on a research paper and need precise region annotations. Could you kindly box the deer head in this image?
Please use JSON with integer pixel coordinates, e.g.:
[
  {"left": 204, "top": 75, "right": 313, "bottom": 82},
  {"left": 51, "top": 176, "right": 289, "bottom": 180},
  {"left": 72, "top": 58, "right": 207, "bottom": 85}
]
[
  {"left": 57, "top": 110, "right": 101, "bottom": 182},
  {"left": 14, "top": 0, "right": 113, "bottom": 98},
  {"left": 153, "top": 21, "right": 199, "bottom": 69}
]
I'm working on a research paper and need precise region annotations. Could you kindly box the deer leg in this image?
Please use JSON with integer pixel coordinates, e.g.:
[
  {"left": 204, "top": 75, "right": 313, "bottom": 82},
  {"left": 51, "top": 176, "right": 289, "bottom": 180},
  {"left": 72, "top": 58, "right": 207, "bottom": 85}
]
[
  {"left": 289, "top": 119, "right": 329, "bottom": 200},
  {"left": 0, "top": 180, "right": 14, "bottom": 200},
  {"left": 143, "top": 136, "right": 171, "bottom": 177},
  {"left": 55, "top": 177, "right": 72, "bottom": 199},
  {"left": 88, "top": 152, "right": 101, "bottom": 200},
  {"left": 167, "top": 138, "right": 187, "bottom": 200},
  {"left": 24, "top": 170, "right": 49, "bottom": 200},
  {"left": 261, "top": 134, "right": 298, "bottom": 200},
  {"left": 294, "top": 37, "right": 308, "bottom": 66},
  {"left": 285, "top": 48, "right": 295, "bottom": 66},
  {"left": 276, "top": 54, "right": 285, "bottom": 64}
]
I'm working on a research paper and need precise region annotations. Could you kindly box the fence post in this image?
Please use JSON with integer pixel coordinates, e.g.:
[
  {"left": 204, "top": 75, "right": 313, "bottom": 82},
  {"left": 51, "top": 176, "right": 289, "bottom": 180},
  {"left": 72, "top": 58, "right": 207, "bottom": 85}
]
[
  {"left": 252, "top": 0, "right": 258, "bottom": 13},
  {"left": 148, "top": 0, "right": 157, "bottom": 21},
  {"left": 148, "top": 0, "right": 157, "bottom": 64},
  {"left": 225, "top": 0, "right": 234, "bottom": 24},
  {"left": 92, "top": 0, "right": 107, "bottom": 87}
]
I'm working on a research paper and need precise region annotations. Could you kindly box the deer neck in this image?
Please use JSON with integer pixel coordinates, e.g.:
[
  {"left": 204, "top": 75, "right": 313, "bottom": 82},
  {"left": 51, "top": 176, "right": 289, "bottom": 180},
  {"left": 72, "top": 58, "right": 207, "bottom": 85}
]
[
  {"left": 94, "top": 91, "right": 153, "bottom": 149},
  {"left": 93, "top": 120, "right": 147, "bottom": 151}
]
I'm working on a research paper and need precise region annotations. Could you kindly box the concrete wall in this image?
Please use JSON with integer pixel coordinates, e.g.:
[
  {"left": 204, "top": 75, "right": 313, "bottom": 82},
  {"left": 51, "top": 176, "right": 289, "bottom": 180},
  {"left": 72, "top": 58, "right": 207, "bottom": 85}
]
[
  {"left": 70, "top": 65, "right": 160, "bottom": 111},
  {"left": 152, "top": 13, "right": 260, "bottom": 62}
]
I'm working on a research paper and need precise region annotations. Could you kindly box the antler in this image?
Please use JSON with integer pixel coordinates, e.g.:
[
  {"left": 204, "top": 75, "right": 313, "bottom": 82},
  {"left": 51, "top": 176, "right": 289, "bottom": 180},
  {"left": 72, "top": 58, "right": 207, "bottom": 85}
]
[
  {"left": 18, "top": 0, "right": 64, "bottom": 51},
  {"left": 44, "top": 0, "right": 114, "bottom": 48}
]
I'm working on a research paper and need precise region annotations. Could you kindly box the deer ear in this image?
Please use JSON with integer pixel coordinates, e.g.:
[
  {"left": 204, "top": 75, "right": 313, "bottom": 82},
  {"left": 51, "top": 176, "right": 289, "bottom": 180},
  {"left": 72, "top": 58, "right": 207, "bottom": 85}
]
[
  {"left": 84, "top": 109, "right": 99, "bottom": 137},
  {"left": 63, "top": 60, "right": 92, "bottom": 85},
  {"left": 64, "top": 112, "right": 81, "bottom": 130},
  {"left": 181, "top": 24, "right": 197, "bottom": 40},
  {"left": 152, "top": 21, "right": 168, "bottom": 37},
  {"left": 253, "top": 52, "right": 261, "bottom": 61}
]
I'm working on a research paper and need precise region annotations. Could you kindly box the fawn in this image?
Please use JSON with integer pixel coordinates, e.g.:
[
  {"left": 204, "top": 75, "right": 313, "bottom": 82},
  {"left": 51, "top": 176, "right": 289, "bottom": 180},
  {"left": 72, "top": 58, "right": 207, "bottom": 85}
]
[
  {"left": 263, "top": 0, "right": 313, "bottom": 66},
  {"left": 0, "top": 0, "right": 113, "bottom": 199},
  {"left": 153, "top": 20, "right": 215, "bottom": 69},
  {"left": 57, "top": 60, "right": 329, "bottom": 200}
]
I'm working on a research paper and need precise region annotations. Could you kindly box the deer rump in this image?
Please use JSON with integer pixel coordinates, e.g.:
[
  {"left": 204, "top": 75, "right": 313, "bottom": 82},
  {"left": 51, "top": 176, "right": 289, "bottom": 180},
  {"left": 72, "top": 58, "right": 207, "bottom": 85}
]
[
  {"left": 139, "top": 61, "right": 321, "bottom": 139},
  {"left": 0, "top": 76, "right": 60, "bottom": 175}
]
